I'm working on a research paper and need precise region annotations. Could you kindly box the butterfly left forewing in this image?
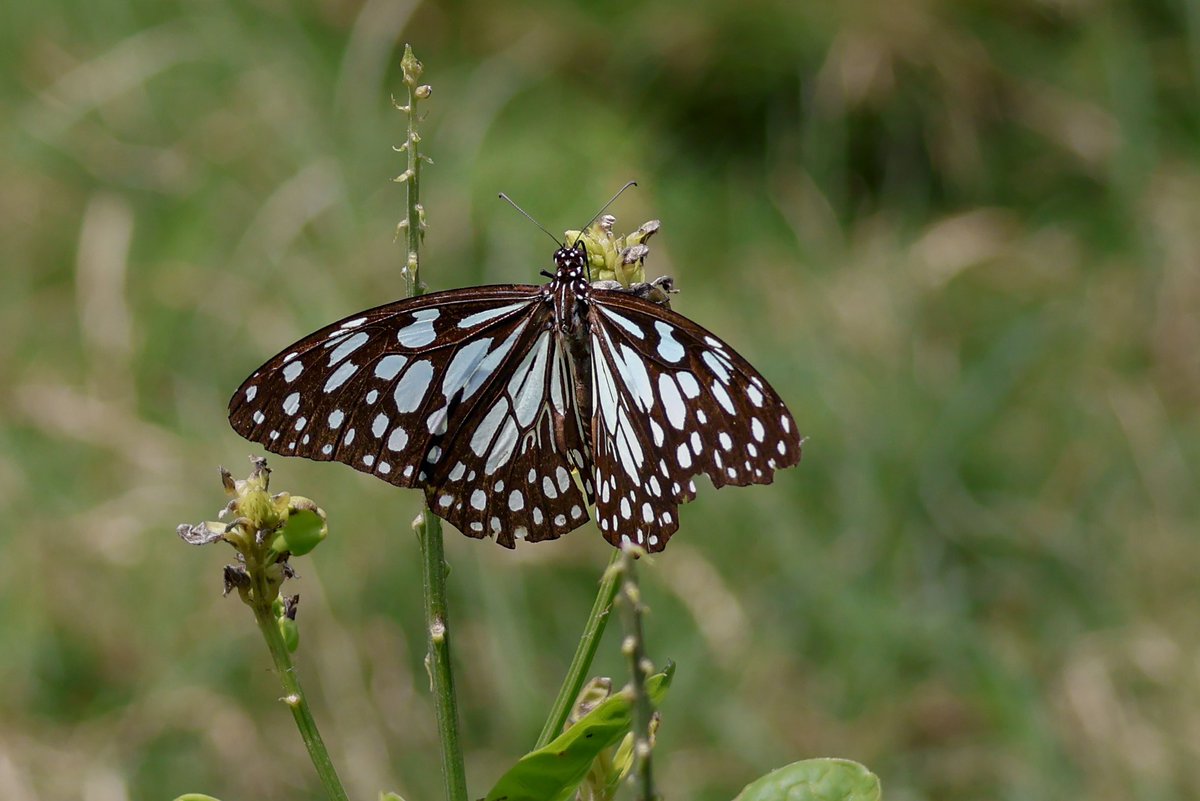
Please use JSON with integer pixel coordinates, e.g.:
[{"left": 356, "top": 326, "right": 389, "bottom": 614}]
[
  {"left": 228, "top": 286, "right": 542, "bottom": 488},
  {"left": 587, "top": 290, "right": 802, "bottom": 552}
]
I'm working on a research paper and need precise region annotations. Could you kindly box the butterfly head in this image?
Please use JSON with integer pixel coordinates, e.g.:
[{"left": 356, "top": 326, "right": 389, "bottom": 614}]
[{"left": 554, "top": 244, "right": 588, "bottom": 279}]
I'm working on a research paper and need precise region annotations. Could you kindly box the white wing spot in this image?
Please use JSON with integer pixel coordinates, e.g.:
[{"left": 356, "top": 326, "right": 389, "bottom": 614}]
[
  {"left": 509, "top": 490, "right": 524, "bottom": 511},
  {"left": 747, "top": 385, "right": 764, "bottom": 407},
  {"left": 375, "top": 354, "right": 408, "bottom": 380},
  {"left": 690, "top": 430, "right": 702, "bottom": 455},
  {"left": 712, "top": 382, "right": 735, "bottom": 414},
  {"left": 283, "top": 362, "right": 303, "bottom": 383},
  {"left": 457, "top": 301, "right": 530, "bottom": 329},
  {"left": 329, "top": 332, "right": 369, "bottom": 366},
  {"left": 598, "top": 306, "right": 646, "bottom": 339},
  {"left": 438, "top": 494, "right": 453, "bottom": 508},
  {"left": 294, "top": 416, "right": 306, "bottom": 431},
  {"left": 470, "top": 399, "right": 509, "bottom": 457},
  {"left": 321, "top": 444, "right": 333, "bottom": 455},
  {"left": 396, "top": 308, "right": 440, "bottom": 347},
  {"left": 655, "top": 321, "right": 685, "bottom": 362},
  {"left": 556, "top": 466, "right": 571, "bottom": 492},
  {"left": 450, "top": 462, "right": 466, "bottom": 481},
  {"left": 650, "top": 419, "right": 665, "bottom": 447},
  {"left": 571, "top": 505, "right": 584, "bottom": 519},
  {"left": 393, "top": 360, "right": 434, "bottom": 413},
  {"left": 619, "top": 497, "right": 631, "bottom": 519},
  {"left": 676, "top": 371, "right": 700, "bottom": 399},
  {"left": 533, "top": 507, "right": 544, "bottom": 525},
  {"left": 554, "top": 514, "right": 567, "bottom": 527},
  {"left": 340, "top": 316, "right": 367, "bottom": 328},
  {"left": 328, "top": 409, "right": 345, "bottom": 429},
  {"left": 324, "top": 362, "right": 358, "bottom": 393},
  {"left": 379, "top": 462, "right": 391, "bottom": 474},
  {"left": 719, "top": 432, "right": 732, "bottom": 450},
  {"left": 658, "top": 373, "right": 687, "bottom": 429},
  {"left": 676, "top": 442, "right": 692, "bottom": 469},
  {"left": 363, "top": 454, "right": 375, "bottom": 467},
  {"left": 542, "top": 475, "right": 558, "bottom": 499},
  {"left": 372, "top": 413, "right": 389, "bottom": 438},
  {"left": 702, "top": 350, "right": 732, "bottom": 384},
  {"left": 343, "top": 428, "right": 356, "bottom": 446},
  {"left": 782, "top": 415, "right": 791, "bottom": 433},
  {"left": 641, "top": 503, "right": 653, "bottom": 523},
  {"left": 751, "top": 418, "right": 765, "bottom": 442},
  {"left": 470, "top": 489, "right": 486, "bottom": 510},
  {"left": 387, "top": 427, "right": 408, "bottom": 451},
  {"left": 244, "top": 386, "right": 258, "bottom": 402},
  {"left": 252, "top": 410, "right": 265, "bottom": 425},
  {"left": 282, "top": 392, "right": 300, "bottom": 415}
]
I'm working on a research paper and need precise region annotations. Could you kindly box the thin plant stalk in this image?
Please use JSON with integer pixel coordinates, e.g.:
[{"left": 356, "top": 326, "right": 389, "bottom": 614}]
[
  {"left": 535, "top": 547, "right": 623, "bottom": 748},
  {"left": 248, "top": 559, "right": 349, "bottom": 801},
  {"left": 616, "top": 547, "right": 657, "bottom": 801},
  {"left": 397, "top": 44, "right": 468, "bottom": 801}
]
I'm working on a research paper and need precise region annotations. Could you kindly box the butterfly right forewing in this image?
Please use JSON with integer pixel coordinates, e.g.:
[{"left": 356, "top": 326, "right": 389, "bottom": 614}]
[{"left": 586, "top": 289, "right": 802, "bottom": 552}]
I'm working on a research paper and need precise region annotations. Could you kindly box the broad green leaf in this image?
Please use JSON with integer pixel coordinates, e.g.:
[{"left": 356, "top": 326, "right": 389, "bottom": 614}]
[
  {"left": 733, "top": 758, "right": 880, "bottom": 801},
  {"left": 485, "top": 663, "right": 675, "bottom": 801}
]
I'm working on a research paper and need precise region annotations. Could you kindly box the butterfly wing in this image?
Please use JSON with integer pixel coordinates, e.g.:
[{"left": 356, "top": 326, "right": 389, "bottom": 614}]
[
  {"left": 230, "top": 285, "right": 543, "bottom": 484},
  {"left": 418, "top": 324, "right": 595, "bottom": 547},
  {"left": 587, "top": 290, "right": 802, "bottom": 552}
]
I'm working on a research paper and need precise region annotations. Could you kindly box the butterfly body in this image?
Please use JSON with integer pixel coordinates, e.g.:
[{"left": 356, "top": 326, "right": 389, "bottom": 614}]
[{"left": 230, "top": 244, "right": 801, "bottom": 552}]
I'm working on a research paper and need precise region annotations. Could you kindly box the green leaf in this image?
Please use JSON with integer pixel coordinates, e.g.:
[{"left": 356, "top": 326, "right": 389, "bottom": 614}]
[
  {"left": 733, "top": 759, "right": 881, "bottom": 801},
  {"left": 485, "top": 662, "right": 675, "bottom": 801}
]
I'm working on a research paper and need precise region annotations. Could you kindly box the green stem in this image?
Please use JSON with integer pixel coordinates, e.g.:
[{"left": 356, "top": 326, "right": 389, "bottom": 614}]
[
  {"left": 535, "top": 548, "right": 622, "bottom": 748},
  {"left": 249, "top": 569, "right": 349, "bottom": 801},
  {"left": 616, "top": 548, "right": 657, "bottom": 801},
  {"left": 415, "top": 511, "right": 468, "bottom": 801},
  {"left": 399, "top": 44, "right": 468, "bottom": 801}
]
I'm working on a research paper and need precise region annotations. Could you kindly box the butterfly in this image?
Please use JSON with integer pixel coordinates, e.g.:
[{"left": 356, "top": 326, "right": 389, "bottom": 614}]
[{"left": 228, "top": 241, "right": 801, "bottom": 553}]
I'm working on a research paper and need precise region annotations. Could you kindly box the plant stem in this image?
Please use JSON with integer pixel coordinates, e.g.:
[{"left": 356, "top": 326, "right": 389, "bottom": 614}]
[
  {"left": 249, "top": 568, "right": 349, "bottom": 801},
  {"left": 398, "top": 44, "right": 468, "bottom": 801},
  {"left": 415, "top": 512, "right": 468, "bottom": 801},
  {"left": 616, "top": 548, "right": 657, "bottom": 801},
  {"left": 535, "top": 548, "right": 622, "bottom": 748}
]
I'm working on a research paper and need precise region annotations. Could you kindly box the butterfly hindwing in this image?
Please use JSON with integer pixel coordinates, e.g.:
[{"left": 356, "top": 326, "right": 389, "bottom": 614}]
[
  {"left": 587, "top": 290, "right": 802, "bottom": 552},
  {"left": 418, "top": 323, "right": 595, "bottom": 546}
]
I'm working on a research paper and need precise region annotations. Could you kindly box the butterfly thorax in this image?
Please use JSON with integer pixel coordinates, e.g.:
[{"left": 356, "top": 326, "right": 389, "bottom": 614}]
[{"left": 544, "top": 245, "right": 592, "bottom": 336}]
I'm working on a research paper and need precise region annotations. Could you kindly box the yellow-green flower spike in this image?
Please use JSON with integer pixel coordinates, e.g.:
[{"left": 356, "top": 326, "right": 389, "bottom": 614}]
[{"left": 565, "top": 216, "right": 662, "bottom": 287}]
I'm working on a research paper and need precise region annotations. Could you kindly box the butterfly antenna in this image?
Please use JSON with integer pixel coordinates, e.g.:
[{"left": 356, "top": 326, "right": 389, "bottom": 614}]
[
  {"left": 574, "top": 180, "right": 638, "bottom": 242},
  {"left": 498, "top": 193, "right": 562, "bottom": 247}
]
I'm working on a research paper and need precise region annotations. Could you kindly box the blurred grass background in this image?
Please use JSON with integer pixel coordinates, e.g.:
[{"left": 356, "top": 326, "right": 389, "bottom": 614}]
[{"left": 3, "top": 0, "right": 1200, "bottom": 799}]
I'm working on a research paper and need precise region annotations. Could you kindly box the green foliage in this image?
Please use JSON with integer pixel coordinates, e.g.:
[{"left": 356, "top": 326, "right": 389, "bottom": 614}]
[
  {"left": 733, "top": 759, "right": 880, "bottom": 801},
  {"left": 485, "top": 664, "right": 675, "bottom": 801}
]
